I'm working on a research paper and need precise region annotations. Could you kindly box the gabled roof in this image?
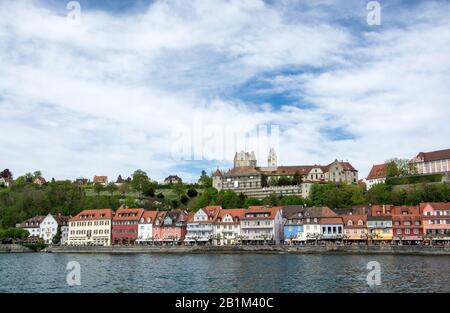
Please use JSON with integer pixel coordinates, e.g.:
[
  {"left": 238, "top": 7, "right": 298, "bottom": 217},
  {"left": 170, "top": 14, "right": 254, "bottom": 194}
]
[
  {"left": 320, "top": 216, "right": 343, "bottom": 225},
  {"left": 366, "top": 164, "right": 387, "bottom": 180},
  {"left": 421, "top": 202, "right": 450, "bottom": 211},
  {"left": 341, "top": 214, "right": 367, "bottom": 228},
  {"left": 53, "top": 214, "right": 71, "bottom": 226},
  {"left": 163, "top": 209, "right": 187, "bottom": 225},
  {"left": 241, "top": 206, "right": 282, "bottom": 220},
  {"left": 20, "top": 215, "right": 46, "bottom": 228},
  {"left": 224, "top": 166, "right": 261, "bottom": 176},
  {"left": 70, "top": 209, "right": 114, "bottom": 221},
  {"left": 140, "top": 210, "right": 158, "bottom": 223},
  {"left": 213, "top": 169, "right": 222, "bottom": 177},
  {"left": 93, "top": 176, "right": 108, "bottom": 183},
  {"left": 216, "top": 208, "right": 245, "bottom": 224},
  {"left": 113, "top": 207, "right": 144, "bottom": 221},
  {"left": 416, "top": 148, "right": 450, "bottom": 162}
]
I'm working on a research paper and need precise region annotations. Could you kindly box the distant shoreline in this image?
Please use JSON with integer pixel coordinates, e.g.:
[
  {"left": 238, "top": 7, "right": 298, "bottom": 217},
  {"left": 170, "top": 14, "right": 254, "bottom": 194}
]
[{"left": 32, "top": 245, "right": 450, "bottom": 256}]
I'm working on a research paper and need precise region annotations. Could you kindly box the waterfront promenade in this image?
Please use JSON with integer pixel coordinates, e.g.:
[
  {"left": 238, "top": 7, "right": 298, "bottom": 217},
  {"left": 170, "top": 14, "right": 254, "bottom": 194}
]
[{"left": 40, "top": 244, "right": 450, "bottom": 255}]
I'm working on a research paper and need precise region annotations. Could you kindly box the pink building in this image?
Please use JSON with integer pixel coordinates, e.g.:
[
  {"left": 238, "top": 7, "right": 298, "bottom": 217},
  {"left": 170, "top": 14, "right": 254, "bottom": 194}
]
[
  {"left": 421, "top": 202, "right": 450, "bottom": 243},
  {"left": 153, "top": 210, "right": 188, "bottom": 244}
]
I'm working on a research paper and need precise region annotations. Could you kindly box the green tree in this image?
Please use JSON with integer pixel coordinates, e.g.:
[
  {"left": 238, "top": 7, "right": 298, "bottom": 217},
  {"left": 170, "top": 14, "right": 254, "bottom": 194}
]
[
  {"left": 93, "top": 182, "right": 104, "bottom": 196},
  {"left": 131, "top": 169, "right": 150, "bottom": 192},
  {"left": 106, "top": 182, "right": 118, "bottom": 195},
  {"left": 52, "top": 226, "right": 62, "bottom": 244},
  {"left": 292, "top": 172, "right": 303, "bottom": 185},
  {"left": 198, "top": 170, "right": 212, "bottom": 188},
  {"left": 187, "top": 188, "right": 198, "bottom": 198}
]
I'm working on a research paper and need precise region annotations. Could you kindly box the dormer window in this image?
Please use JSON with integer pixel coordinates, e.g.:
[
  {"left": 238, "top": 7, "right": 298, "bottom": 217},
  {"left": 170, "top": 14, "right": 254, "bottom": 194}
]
[
  {"left": 347, "top": 220, "right": 353, "bottom": 226},
  {"left": 357, "top": 220, "right": 363, "bottom": 226}
]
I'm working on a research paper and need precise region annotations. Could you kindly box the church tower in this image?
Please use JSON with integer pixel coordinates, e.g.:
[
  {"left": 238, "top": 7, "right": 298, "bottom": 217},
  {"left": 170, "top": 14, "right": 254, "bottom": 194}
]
[{"left": 267, "top": 148, "right": 277, "bottom": 168}]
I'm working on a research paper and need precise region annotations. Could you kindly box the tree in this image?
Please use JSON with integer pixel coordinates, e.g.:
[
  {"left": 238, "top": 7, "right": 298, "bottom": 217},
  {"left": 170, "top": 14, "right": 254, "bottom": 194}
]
[
  {"left": 0, "top": 169, "right": 13, "bottom": 180},
  {"left": 198, "top": 170, "right": 212, "bottom": 187},
  {"left": 187, "top": 188, "right": 198, "bottom": 198},
  {"left": 131, "top": 169, "right": 150, "bottom": 192},
  {"left": 292, "top": 172, "right": 303, "bottom": 185},
  {"left": 142, "top": 184, "right": 155, "bottom": 198},
  {"left": 385, "top": 158, "right": 413, "bottom": 177},
  {"left": 33, "top": 171, "right": 42, "bottom": 179},
  {"left": 93, "top": 182, "right": 104, "bottom": 196},
  {"left": 180, "top": 195, "right": 189, "bottom": 204},
  {"left": 106, "top": 182, "right": 118, "bottom": 195},
  {"left": 52, "top": 226, "right": 62, "bottom": 244},
  {"left": 119, "top": 182, "right": 130, "bottom": 196}
]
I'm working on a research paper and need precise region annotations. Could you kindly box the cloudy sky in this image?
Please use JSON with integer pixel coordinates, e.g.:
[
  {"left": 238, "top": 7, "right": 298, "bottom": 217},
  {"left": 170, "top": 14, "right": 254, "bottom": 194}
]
[{"left": 1, "top": 0, "right": 449, "bottom": 183}]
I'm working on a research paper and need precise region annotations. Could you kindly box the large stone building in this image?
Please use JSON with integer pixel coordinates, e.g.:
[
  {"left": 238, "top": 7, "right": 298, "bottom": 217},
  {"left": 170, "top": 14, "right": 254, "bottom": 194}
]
[{"left": 212, "top": 149, "right": 358, "bottom": 199}]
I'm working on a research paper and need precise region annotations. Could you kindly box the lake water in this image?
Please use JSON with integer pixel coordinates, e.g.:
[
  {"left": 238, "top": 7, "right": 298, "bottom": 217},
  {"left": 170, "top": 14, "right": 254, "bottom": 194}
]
[{"left": 0, "top": 253, "right": 449, "bottom": 293}]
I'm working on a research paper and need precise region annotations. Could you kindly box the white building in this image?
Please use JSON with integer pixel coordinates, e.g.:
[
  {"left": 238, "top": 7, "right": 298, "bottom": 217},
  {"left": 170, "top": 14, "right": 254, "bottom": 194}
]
[
  {"left": 137, "top": 210, "right": 158, "bottom": 243},
  {"left": 185, "top": 206, "right": 221, "bottom": 245},
  {"left": 412, "top": 148, "right": 450, "bottom": 174},
  {"left": 18, "top": 216, "right": 45, "bottom": 238},
  {"left": 214, "top": 209, "right": 245, "bottom": 245},
  {"left": 39, "top": 214, "right": 70, "bottom": 244},
  {"left": 240, "top": 206, "right": 284, "bottom": 244},
  {"left": 365, "top": 163, "right": 387, "bottom": 190}
]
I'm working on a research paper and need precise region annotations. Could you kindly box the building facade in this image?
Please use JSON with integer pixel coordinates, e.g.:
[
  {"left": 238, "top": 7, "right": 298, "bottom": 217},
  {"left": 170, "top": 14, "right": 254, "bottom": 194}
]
[
  {"left": 421, "top": 202, "right": 450, "bottom": 242},
  {"left": 213, "top": 149, "right": 358, "bottom": 199},
  {"left": 67, "top": 209, "right": 113, "bottom": 246},
  {"left": 342, "top": 214, "right": 368, "bottom": 241},
  {"left": 137, "top": 210, "right": 158, "bottom": 243},
  {"left": 185, "top": 206, "right": 221, "bottom": 244},
  {"left": 365, "top": 163, "right": 387, "bottom": 190},
  {"left": 214, "top": 208, "right": 245, "bottom": 245},
  {"left": 412, "top": 148, "right": 450, "bottom": 175},
  {"left": 18, "top": 216, "right": 45, "bottom": 238},
  {"left": 240, "top": 206, "right": 283, "bottom": 244},
  {"left": 391, "top": 205, "right": 423, "bottom": 243},
  {"left": 39, "top": 213, "right": 70, "bottom": 244},
  {"left": 320, "top": 216, "right": 344, "bottom": 241},
  {"left": 112, "top": 207, "right": 144, "bottom": 245},
  {"left": 157, "top": 209, "right": 188, "bottom": 244}
]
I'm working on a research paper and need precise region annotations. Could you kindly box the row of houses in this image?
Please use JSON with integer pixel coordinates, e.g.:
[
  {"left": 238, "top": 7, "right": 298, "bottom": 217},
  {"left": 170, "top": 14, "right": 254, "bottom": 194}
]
[{"left": 17, "top": 203, "right": 450, "bottom": 246}]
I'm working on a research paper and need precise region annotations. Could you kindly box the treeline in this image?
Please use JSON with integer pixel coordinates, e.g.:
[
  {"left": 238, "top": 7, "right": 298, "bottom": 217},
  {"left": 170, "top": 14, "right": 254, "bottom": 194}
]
[{"left": 1, "top": 170, "right": 450, "bottom": 228}]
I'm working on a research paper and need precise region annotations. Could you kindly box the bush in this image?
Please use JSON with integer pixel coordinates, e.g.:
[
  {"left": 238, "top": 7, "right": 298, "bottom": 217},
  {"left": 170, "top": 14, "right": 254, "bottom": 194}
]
[{"left": 385, "top": 174, "right": 443, "bottom": 185}]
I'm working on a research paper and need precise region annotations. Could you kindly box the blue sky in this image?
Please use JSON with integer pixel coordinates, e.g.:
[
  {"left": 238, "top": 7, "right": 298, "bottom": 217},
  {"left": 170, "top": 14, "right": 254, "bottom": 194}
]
[{"left": 1, "top": 0, "right": 450, "bottom": 183}]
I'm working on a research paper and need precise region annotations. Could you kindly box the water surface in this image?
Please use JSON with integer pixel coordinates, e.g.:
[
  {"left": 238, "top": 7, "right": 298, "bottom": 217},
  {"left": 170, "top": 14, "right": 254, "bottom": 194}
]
[{"left": 0, "top": 253, "right": 448, "bottom": 292}]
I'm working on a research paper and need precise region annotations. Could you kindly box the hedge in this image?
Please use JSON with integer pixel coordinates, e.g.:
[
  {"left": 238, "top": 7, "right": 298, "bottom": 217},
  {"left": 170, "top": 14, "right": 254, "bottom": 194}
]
[{"left": 385, "top": 174, "right": 443, "bottom": 185}]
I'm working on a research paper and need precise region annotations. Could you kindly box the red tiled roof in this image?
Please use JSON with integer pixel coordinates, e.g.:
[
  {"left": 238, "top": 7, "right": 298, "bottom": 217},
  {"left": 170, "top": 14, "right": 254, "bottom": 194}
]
[
  {"left": 93, "top": 175, "right": 108, "bottom": 183},
  {"left": 241, "top": 206, "right": 282, "bottom": 220},
  {"left": 216, "top": 208, "right": 245, "bottom": 224},
  {"left": 320, "top": 216, "right": 343, "bottom": 225},
  {"left": 366, "top": 164, "right": 387, "bottom": 180},
  {"left": 140, "top": 210, "right": 158, "bottom": 223},
  {"left": 213, "top": 169, "right": 222, "bottom": 177},
  {"left": 421, "top": 202, "right": 450, "bottom": 211},
  {"left": 416, "top": 148, "right": 450, "bottom": 162},
  {"left": 341, "top": 214, "right": 367, "bottom": 228},
  {"left": 113, "top": 208, "right": 144, "bottom": 221},
  {"left": 70, "top": 209, "right": 114, "bottom": 221}
]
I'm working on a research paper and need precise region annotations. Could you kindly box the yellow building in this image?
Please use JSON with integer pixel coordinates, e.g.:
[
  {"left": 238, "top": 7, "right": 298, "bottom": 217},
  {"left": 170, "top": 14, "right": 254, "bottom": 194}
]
[
  {"left": 367, "top": 215, "right": 393, "bottom": 242},
  {"left": 342, "top": 214, "right": 368, "bottom": 241},
  {"left": 67, "top": 209, "right": 114, "bottom": 246}
]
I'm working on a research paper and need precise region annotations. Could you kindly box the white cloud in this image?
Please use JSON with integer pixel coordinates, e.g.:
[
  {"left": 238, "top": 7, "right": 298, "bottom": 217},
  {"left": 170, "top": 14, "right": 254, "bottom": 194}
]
[{"left": 0, "top": 0, "right": 449, "bottom": 182}]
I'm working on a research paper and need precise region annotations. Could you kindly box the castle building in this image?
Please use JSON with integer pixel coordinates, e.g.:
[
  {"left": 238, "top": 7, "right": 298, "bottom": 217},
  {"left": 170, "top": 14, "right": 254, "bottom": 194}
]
[{"left": 212, "top": 149, "right": 358, "bottom": 199}]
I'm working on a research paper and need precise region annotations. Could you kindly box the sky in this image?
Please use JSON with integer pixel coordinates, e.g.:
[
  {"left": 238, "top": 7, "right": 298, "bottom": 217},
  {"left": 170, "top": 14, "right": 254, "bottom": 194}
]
[{"left": 0, "top": 0, "right": 449, "bottom": 183}]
